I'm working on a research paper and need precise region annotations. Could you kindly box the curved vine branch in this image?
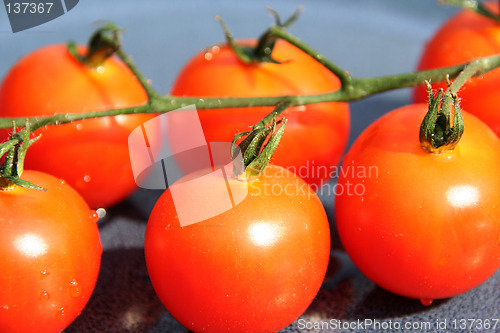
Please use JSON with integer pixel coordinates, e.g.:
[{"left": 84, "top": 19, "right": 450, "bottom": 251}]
[
  {"left": 1, "top": 50, "right": 499, "bottom": 130},
  {"left": 2, "top": 10, "right": 500, "bottom": 188},
  {"left": 1, "top": 16, "right": 500, "bottom": 130}
]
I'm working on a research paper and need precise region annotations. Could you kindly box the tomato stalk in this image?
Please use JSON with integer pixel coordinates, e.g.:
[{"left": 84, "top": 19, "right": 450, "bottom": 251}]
[
  {"left": 419, "top": 60, "right": 485, "bottom": 152},
  {"left": 231, "top": 99, "right": 290, "bottom": 178},
  {"left": 69, "top": 22, "right": 161, "bottom": 103},
  {"left": 67, "top": 23, "right": 122, "bottom": 68},
  {"left": 253, "top": 6, "right": 303, "bottom": 60},
  {"left": 0, "top": 121, "right": 44, "bottom": 190},
  {"left": 440, "top": 0, "right": 500, "bottom": 24},
  {"left": 265, "top": 25, "right": 353, "bottom": 88},
  {"left": 216, "top": 7, "right": 303, "bottom": 64},
  {"left": 419, "top": 80, "right": 464, "bottom": 153},
  {"left": 68, "top": 23, "right": 160, "bottom": 103}
]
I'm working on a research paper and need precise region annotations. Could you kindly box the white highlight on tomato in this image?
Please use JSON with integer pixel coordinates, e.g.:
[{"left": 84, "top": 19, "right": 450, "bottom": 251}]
[
  {"left": 446, "top": 185, "right": 479, "bottom": 208},
  {"left": 15, "top": 233, "right": 48, "bottom": 258},
  {"left": 249, "top": 222, "right": 281, "bottom": 247}
]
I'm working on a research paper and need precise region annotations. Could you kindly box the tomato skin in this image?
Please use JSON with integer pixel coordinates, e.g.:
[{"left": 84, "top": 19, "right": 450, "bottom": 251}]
[
  {"left": 145, "top": 165, "right": 330, "bottom": 333},
  {"left": 0, "top": 44, "right": 152, "bottom": 208},
  {"left": 335, "top": 104, "right": 500, "bottom": 300},
  {"left": 0, "top": 171, "right": 102, "bottom": 333},
  {"left": 414, "top": 2, "right": 500, "bottom": 136},
  {"left": 170, "top": 40, "right": 350, "bottom": 188}
]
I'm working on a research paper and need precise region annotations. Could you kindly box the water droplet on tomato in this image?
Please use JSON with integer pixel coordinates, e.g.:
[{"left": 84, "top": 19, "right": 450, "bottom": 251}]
[
  {"left": 96, "top": 208, "right": 106, "bottom": 219},
  {"left": 83, "top": 175, "right": 91, "bottom": 183},
  {"left": 69, "top": 279, "right": 81, "bottom": 298},
  {"left": 211, "top": 45, "right": 220, "bottom": 53},
  {"left": 40, "top": 269, "right": 50, "bottom": 279},
  {"left": 89, "top": 210, "right": 98, "bottom": 221},
  {"left": 40, "top": 291, "right": 50, "bottom": 301},
  {"left": 204, "top": 52, "right": 213, "bottom": 61},
  {"left": 96, "top": 66, "right": 105, "bottom": 74},
  {"left": 420, "top": 298, "right": 433, "bottom": 306},
  {"left": 56, "top": 308, "right": 65, "bottom": 318},
  {"left": 76, "top": 123, "right": 83, "bottom": 130}
]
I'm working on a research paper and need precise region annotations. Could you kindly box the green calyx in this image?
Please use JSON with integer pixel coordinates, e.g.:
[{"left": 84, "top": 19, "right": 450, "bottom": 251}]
[
  {"left": 419, "top": 80, "right": 464, "bottom": 153},
  {"left": 67, "top": 23, "right": 122, "bottom": 68},
  {"left": 231, "top": 100, "right": 290, "bottom": 179},
  {"left": 0, "top": 122, "right": 45, "bottom": 191},
  {"left": 216, "top": 6, "right": 303, "bottom": 64}
]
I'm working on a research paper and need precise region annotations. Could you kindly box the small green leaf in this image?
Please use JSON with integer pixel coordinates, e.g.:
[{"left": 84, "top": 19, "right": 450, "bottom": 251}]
[
  {"left": 13, "top": 122, "right": 33, "bottom": 177},
  {"left": 216, "top": 16, "right": 253, "bottom": 64},
  {"left": 3, "top": 176, "right": 46, "bottom": 191},
  {"left": 231, "top": 99, "right": 291, "bottom": 178},
  {"left": 0, "top": 140, "right": 17, "bottom": 160},
  {"left": 0, "top": 120, "right": 43, "bottom": 190},
  {"left": 67, "top": 41, "right": 85, "bottom": 63},
  {"left": 0, "top": 144, "right": 16, "bottom": 178},
  {"left": 246, "top": 119, "right": 287, "bottom": 177},
  {"left": 242, "top": 126, "right": 273, "bottom": 166},
  {"left": 231, "top": 131, "right": 251, "bottom": 159}
]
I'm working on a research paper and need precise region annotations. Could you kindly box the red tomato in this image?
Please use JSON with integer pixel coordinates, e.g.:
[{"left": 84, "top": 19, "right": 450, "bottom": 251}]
[
  {"left": 170, "top": 39, "right": 350, "bottom": 188},
  {"left": 335, "top": 104, "right": 500, "bottom": 302},
  {"left": 414, "top": 2, "right": 500, "bottom": 136},
  {"left": 0, "top": 171, "right": 102, "bottom": 333},
  {"left": 145, "top": 164, "right": 330, "bottom": 333},
  {"left": 0, "top": 44, "right": 152, "bottom": 208}
]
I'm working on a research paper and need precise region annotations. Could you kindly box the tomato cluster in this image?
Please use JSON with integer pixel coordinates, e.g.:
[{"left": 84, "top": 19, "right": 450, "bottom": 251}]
[{"left": 1, "top": 2, "right": 500, "bottom": 332}]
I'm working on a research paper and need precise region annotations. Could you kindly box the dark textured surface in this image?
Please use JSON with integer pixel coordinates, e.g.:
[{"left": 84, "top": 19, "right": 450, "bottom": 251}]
[
  {"left": 1, "top": 1, "right": 499, "bottom": 332},
  {"left": 61, "top": 190, "right": 499, "bottom": 333}
]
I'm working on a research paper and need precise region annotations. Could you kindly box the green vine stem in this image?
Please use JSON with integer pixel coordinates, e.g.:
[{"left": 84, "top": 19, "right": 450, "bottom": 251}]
[
  {"left": 1, "top": 52, "right": 499, "bottom": 130},
  {"left": 440, "top": 0, "right": 500, "bottom": 24},
  {"left": 1, "top": 19, "right": 500, "bottom": 141},
  {"left": 1, "top": 12, "right": 500, "bottom": 188}
]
